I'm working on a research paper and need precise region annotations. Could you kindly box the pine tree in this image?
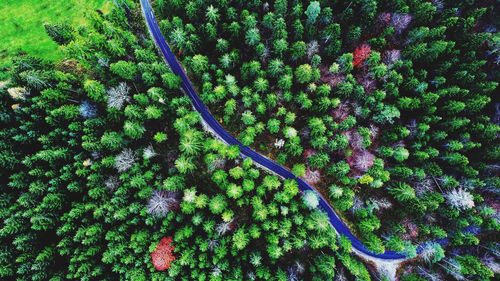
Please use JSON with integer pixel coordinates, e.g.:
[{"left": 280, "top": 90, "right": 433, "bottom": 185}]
[{"left": 44, "top": 22, "right": 74, "bottom": 45}]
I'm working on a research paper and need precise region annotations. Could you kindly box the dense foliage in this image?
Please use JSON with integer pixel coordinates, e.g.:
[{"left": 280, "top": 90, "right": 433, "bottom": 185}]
[
  {"left": 0, "top": 0, "right": 498, "bottom": 280},
  {"left": 155, "top": 0, "right": 499, "bottom": 277}
]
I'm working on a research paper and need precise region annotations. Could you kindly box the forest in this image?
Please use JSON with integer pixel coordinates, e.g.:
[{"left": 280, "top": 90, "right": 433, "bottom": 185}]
[{"left": 0, "top": 0, "right": 498, "bottom": 280}]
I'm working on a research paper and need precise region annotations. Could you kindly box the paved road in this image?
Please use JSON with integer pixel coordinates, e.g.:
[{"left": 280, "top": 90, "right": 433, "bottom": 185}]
[{"left": 140, "top": 0, "right": 407, "bottom": 260}]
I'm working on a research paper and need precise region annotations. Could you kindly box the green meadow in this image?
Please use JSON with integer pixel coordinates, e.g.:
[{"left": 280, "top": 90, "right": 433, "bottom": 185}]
[{"left": 0, "top": 0, "right": 110, "bottom": 69}]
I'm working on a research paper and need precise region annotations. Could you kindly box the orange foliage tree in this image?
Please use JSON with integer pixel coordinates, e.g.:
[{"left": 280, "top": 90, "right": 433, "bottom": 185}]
[{"left": 151, "top": 237, "right": 176, "bottom": 271}]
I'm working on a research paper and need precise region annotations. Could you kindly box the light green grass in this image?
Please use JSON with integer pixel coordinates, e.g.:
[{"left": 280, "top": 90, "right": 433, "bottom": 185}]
[{"left": 0, "top": 0, "right": 111, "bottom": 69}]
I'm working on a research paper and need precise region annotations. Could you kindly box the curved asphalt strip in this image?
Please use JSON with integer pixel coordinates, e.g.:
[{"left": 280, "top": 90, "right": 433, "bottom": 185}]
[{"left": 140, "top": 0, "right": 407, "bottom": 261}]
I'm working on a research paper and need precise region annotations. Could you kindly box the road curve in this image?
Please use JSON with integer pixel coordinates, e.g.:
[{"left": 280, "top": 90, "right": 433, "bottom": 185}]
[{"left": 139, "top": 0, "right": 407, "bottom": 261}]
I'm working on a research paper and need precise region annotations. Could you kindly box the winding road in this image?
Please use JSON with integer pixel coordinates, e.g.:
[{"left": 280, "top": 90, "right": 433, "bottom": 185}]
[{"left": 139, "top": 0, "right": 408, "bottom": 262}]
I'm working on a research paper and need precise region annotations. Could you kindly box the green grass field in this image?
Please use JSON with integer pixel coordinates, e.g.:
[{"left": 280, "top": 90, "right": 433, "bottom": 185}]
[{"left": 0, "top": 0, "right": 110, "bottom": 69}]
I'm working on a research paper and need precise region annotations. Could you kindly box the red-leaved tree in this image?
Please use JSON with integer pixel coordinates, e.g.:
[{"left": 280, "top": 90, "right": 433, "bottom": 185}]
[
  {"left": 151, "top": 236, "right": 176, "bottom": 271},
  {"left": 353, "top": 44, "right": 371, "bottom": 68}
]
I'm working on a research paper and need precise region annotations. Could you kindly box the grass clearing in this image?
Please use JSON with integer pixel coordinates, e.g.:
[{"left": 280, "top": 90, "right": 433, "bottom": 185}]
[{"left": 0, "top": 0, "right": 111, "bottom": 69}]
